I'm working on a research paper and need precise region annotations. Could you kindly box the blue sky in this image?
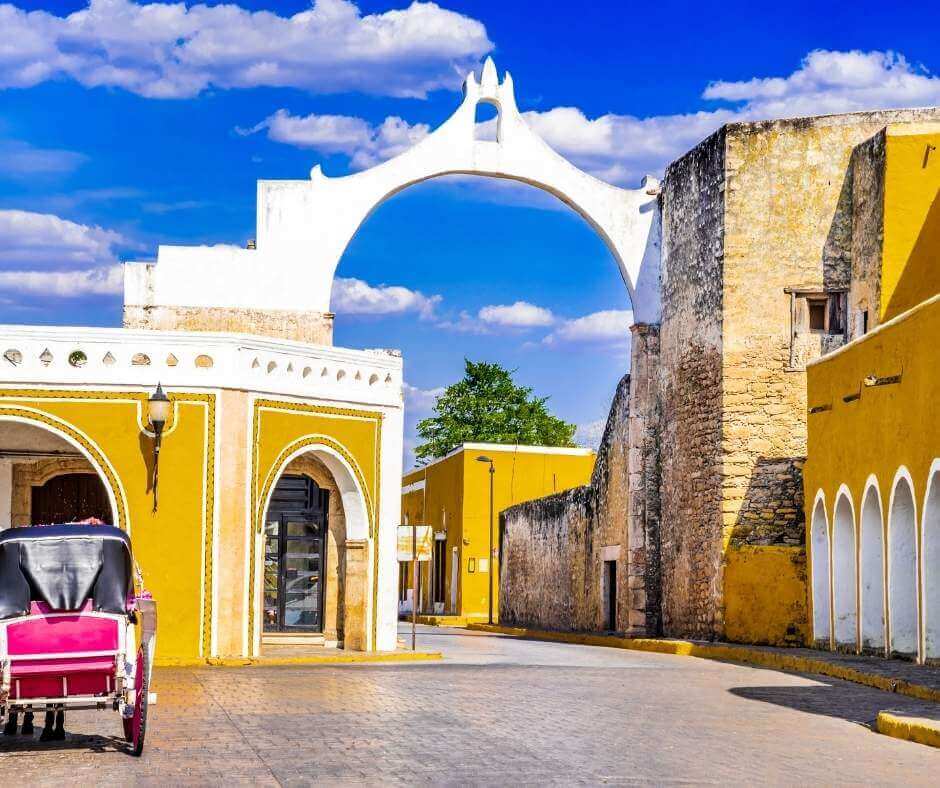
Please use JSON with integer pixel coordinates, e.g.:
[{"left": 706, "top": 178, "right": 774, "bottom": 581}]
[{"left": 1, "top": 1, "right": 939, "bottom": 466}]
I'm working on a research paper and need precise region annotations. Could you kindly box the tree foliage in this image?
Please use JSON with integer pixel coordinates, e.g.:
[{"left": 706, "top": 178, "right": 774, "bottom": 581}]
[{"left": 414, "top": 360, "right": 576, "bottom": 462}]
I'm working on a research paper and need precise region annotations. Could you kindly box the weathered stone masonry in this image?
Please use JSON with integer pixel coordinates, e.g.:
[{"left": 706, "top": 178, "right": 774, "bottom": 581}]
[{"left": 500, "top": 108, "right": 940, "bottom": 646}]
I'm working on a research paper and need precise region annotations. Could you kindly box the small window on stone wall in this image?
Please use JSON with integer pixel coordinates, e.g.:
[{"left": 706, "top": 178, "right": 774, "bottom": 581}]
[{"left": 786, "top": 288, "right": 847, "bottom": 370}]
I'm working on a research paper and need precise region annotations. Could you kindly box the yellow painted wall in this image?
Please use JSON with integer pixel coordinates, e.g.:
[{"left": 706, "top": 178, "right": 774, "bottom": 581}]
[
  {"left": 0, "top": 390, "right": 213, "bottom": 661},
  {"left": 804, "top": 294, "right": 940, "bottom": 638},
  {"left": 723, "top": 545, "right": 808, "bottom": 646},
  {"left": 401, "top": 446, "right": 595, "bottom": 620},
  {"left": 251, "top": 399, "right": 383, "bottom": 651},
  {"left": 881, "top": 127, "right": 940, "bottom": 321}
]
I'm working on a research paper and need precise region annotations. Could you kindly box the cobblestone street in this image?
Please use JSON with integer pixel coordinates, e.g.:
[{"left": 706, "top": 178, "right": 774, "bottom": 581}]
[{"left": 2, "top": 625, "right": 938, "bottom": 785}]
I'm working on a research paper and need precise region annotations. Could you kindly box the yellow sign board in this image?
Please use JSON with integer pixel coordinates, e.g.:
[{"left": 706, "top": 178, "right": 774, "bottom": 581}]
[{"left": 397, "top": 524, "right": 433, "bottom": 562}]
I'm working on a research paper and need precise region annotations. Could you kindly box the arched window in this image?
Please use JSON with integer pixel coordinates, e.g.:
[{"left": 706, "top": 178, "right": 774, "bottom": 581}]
[
  {"left": 859, "top": 481, "right": 885, "bottom": 652},
  {"left": 474, "top": 100, "right": 500, "bottom": 142},
  {"left": 810, "top": 494, "right": 831, "bottom": 646},
  {"left": 923, "top": 464, "right": 940, "bottom": 660},
  {"left": 888, "top": 471, "right": 918, "bottom": 658},
  {"left": 832, "top": 491, "right": 857, "bottom": 648}
]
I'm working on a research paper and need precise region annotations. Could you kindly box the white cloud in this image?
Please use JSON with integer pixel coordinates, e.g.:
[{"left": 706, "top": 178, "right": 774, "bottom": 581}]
[
  {"left": 0, "top": 209, "right": 124, "bottom": 267},
  {"left": 0, "top": 266, "right": 122, "bottom": 296},
  {"left": 519, "top": 49, "right": 940, "bottom": 187},
  {"left": 543, "top": 309, "right": 633, "bottom": 346},
  {"left": 0, "top": 209, "right": 127, "bottom": 299},
  {"left": 331, "top": 276, "right": 440, "bottom": 318},
  {"left": 574, "top": 418, "right": 606, "bottom": 450},
  {"left": 478, "top": 300, "right": 555, "bottom": 328},
  {"left": 239, "top": 110, "right": 430, "bottom": 169},
  {"left": 0, "top": 139, "right": 86, "bottom": 178},
  {"left": 0, "top": 0, "right": 492, "bottom": 99},
  {"left": 403, "top": 382, "right": 444, "bottom": 414}
]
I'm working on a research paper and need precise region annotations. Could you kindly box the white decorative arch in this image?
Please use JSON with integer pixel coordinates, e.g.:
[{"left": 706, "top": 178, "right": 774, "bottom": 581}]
[
  {"left": 888, "top": 467, "right": 919, "bottom": 658},
  {"left": 125, "top": 59, "right": 663, "bottom": 323},
  {"left": 259, "top": 438, "right": 370, "bottom": 542},
  {"left": 0, "top": 412, "right": 125, "bottom": 532},
  {"left": 922, "top": 459, "right": 940, "bottom": 660},
  {"left": 832, "top": 486, "right": 858, "bottom": 648},
  {"left": 810, "top": 490, "right": 831, "bottom": 646},
  {"left": 859, "top": 476, "right": 886, "bottom": 652}
]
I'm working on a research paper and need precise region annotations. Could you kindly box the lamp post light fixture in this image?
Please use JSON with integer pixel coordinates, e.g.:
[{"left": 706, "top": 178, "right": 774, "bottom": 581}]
[
  {"left": 475, "top": 455, "right": 496, "bottom": 624},
  {"left": 147, "top": 383, "right": 171, "bottom": 512}
]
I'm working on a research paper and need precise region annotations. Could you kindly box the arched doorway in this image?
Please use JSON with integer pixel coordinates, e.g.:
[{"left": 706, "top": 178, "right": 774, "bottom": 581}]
[
  {"left": 810, "top": 494, "right": 831, "bottom": 646},
  {"left": 888, "top": 471, "right": 918, "bottom": 658},
  {"left": 0, "top": 418, "right": 118, "bottom": 531},
  {"left": 263, "top": 474, "right": 329, "bottom": 633},
  {"left": 923, "top": 464, "right": 940, "bottom": 661},
  {"left": 859, "top": 480, "right": 885, "bottom": 652},
  {"left": 258, "top": 444, "right": 368, "bottom": 649},
  {"left": 832, "top": 490, "right": 857, "bottom": 648}
]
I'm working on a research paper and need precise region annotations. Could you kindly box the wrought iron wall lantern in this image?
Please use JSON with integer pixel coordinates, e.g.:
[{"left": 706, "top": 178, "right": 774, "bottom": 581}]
[{"left": 146, "top": 383, "right": 171, "bottom": 512}]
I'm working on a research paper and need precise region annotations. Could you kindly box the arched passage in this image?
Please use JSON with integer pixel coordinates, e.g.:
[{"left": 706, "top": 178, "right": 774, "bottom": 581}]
[
  {"left": 888, "top": 470, "right": 919, "bottom": 658},
  {"left": 923, "top": 463, "right": 940, "bottom": 660},
  {"left": 859, "top": 479, "right": 885, "bottom": 652},
  {"left": 810, "top": 493, "right": 831, "bottom": 646},
  {"left": 0, "top": 416, "right": 121, "bottom": 531},
  {"left": 257, "top": 438, "right": 372, "bottom": 650},
  {"left": 832, "top": 490, "right": 857, "bottom": 648}
]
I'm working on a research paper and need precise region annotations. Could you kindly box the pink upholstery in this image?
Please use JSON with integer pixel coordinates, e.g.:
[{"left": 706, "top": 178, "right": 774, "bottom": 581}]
[{"left": 6, "top": 613, "right": 118, "bottom": 656}]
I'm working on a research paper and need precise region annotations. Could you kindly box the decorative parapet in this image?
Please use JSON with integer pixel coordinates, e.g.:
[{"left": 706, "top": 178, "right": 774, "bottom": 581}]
[{"left": 0, "top": 325, "right": 402, "bottom": 409}]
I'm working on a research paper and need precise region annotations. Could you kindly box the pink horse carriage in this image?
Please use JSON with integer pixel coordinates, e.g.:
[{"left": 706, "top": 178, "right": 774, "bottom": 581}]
[{"left": 0, "top": 524, "right": 156, "bottom": 755}]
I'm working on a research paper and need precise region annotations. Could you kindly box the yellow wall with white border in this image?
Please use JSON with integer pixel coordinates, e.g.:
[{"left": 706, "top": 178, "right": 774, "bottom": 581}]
[
  {"left": 0, "top": 389, "right": 214, "bottom": 662},
  {"left": 250, "top": 398, "right": 383, "bottom": 652}
]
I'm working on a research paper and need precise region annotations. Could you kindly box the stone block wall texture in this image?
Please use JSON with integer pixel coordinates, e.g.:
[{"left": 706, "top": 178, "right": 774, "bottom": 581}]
[
  {"left": 657, "top": 128, "right": 726, "bottom": 639},
  {"left": 653, "top": 109, "right": 940, "bottom": 642},
  {"left": 499, "top": 376, "right": 637, "bottom": 633},
  {"left": 849, "top": 129, "right": 886, "bottom": 340},
  {"left": 124, "top": 305, "right": 334, "bottom": 345}
]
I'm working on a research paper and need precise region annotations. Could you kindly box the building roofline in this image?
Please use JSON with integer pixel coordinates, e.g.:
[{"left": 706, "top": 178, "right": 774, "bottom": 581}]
[{"left": 403, "top": 441, "right": 595, "bottom": 478}]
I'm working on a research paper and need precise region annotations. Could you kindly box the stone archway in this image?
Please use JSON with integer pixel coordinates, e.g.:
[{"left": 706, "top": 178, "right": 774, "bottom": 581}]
[
  {"left": 923, "top": 462, "right": 940, "bottom": 661},
  {"left": 859, "top": 479, "right": 886, "bottom": 652},
  {"left": 888, "top": 470, "right": 919, "bottom": 658},
  {"left": 831, "top": 489, "right": 857, "bottom": 649},
  {"left": 257, "top": 439, "right": 372, "bottom": 651},
  {"left": 810, "top": 493, "right": 831, "bottom": 646},
  {"left": 0, "top": 415, "right": 122, "bottom": 531},
  {"left": 125, "top": 59, "right": 663, "bottom": 333}
]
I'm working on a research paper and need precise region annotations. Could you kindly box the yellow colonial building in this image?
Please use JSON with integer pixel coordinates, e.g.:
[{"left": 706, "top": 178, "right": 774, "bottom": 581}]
[
  {"left": 400, "top": 443, "right": 595, "bottom": 622},
  {"left": 804, "top": 122, "right": 940, "bottom": 661}
]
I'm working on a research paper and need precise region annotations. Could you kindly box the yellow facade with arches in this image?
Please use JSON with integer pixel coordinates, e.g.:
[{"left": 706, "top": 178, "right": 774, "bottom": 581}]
[{"left": 804, "top": 124, "right": 940, "bottom": 661}]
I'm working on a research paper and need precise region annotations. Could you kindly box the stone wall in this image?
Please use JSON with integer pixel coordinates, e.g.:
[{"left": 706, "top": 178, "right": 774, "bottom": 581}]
[
  {"left": 850, "top": 129, "right": 886, "bottom": 339},
  {"left": 499, "top": 376, "right": 636, "bottom": 633},
  {"left": 657, "top": 128, "right": 726, "bottom": 639},
  {"left": 124, "top": 305, "right": 334, "bottom": 345}
]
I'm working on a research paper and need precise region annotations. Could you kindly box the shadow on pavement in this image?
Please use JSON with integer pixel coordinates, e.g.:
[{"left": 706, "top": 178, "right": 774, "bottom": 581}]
[
  {"left": 728, "top": 682, "right": 938, "bottom": 728},
  {"left": 0, "top": 731, "right": 128, "bottom": 756}
]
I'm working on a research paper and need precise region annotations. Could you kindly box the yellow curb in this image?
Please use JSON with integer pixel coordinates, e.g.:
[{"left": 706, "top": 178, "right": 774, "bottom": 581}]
[
  {"left": 405, "top": 615, "right": 473, "bottom": 627},
  {"left": 204, "top": 651, "right": 442, "bottom": 667},
  {"left": 466, "top": 624, "right": 940, "bottom": 704},
  {"left": 877, "top": 711, "right": 940, "bottom": 748},
  {"left": 154, "top": 651, "right": 442, "bottom": 668}
]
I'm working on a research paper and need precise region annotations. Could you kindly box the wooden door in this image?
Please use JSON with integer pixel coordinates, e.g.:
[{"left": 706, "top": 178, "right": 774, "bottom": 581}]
[{"left": 31, "top": 473, "right": 111, "bottom": 525}]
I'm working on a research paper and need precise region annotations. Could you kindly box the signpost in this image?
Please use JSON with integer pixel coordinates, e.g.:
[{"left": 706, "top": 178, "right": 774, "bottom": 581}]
[{"left": 397, "top": 524, "right": 432, "bottom": 650}]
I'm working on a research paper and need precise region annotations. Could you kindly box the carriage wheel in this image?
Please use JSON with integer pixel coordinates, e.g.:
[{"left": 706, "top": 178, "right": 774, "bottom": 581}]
[{"left": 123, "top": 642, "right": 149, "bottom": 756}]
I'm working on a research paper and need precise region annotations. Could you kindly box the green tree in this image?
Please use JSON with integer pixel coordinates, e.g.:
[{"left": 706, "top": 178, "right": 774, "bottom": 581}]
[{"left": 414, "top": 360, "right": 576, "bottom": 462}]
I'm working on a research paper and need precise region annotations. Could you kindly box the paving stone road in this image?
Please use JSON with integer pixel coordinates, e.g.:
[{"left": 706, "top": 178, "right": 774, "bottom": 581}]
[{"left": 1, "top": 625, "right": 939, "bottom": 785}]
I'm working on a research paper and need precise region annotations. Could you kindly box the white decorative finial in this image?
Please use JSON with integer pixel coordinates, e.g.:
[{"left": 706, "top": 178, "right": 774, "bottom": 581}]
[
  {"left": 310, "top": 164, "right": 324, "bottom": 180},
  {"left": 481, "top": 57, "right": 498, "bottom": 91},
  {"left": 463, "top": 69, "right": 478, "bottom": 96}
]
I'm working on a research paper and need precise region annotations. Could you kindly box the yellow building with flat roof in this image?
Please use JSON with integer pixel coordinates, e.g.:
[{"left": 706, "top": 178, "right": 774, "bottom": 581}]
[{"left": 400, "top": 443, "right": 595, "bottom": 622}]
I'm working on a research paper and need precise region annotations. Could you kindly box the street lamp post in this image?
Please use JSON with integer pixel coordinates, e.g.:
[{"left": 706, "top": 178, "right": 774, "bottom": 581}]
[
  {"left": 146, "top": 382, "right": 171, "bottom": 512},
  {"left": 476, "top": 455, "right": 496, "bottom": 624}
]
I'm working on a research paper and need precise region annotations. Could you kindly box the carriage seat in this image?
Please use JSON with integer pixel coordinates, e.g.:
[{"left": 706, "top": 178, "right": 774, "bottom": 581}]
[{"left": 0, "top": 525, "right": 133, "bottom": 621}]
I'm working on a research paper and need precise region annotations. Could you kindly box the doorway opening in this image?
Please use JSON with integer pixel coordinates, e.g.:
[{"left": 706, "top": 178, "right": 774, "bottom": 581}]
[
  {"left": 263, "top": 474, "right": 328, "bottom": 633},
  {"left": 603, "top": 560, "right": 617, "bottom": 631},
  {"left": 432, "top": 537, "right": 446, "bottom": 613},
  {"left": 31, "top": 472, "right": 111, "bottom": 525}
]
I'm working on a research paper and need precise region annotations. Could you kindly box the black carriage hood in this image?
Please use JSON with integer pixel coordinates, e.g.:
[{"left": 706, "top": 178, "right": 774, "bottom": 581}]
[{"left": 0, "top": 525, "right": 132, "bottom": 620}]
